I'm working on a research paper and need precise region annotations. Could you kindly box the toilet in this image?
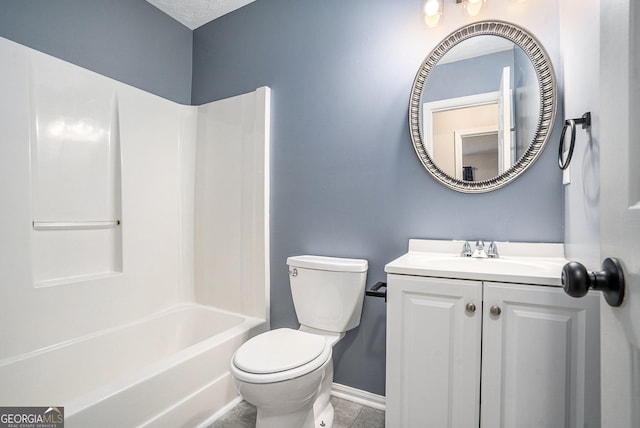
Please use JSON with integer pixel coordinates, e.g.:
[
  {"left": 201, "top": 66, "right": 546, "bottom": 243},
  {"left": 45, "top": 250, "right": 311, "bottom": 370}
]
[{"left": 230, "top": 255, "right": 368, "bottom": 428}]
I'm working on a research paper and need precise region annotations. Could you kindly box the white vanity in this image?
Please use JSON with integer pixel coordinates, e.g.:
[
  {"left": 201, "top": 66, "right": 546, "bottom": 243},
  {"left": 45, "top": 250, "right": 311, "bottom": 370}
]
[{"left": 384, "top": 239, "right": 600, "bottom": 428}]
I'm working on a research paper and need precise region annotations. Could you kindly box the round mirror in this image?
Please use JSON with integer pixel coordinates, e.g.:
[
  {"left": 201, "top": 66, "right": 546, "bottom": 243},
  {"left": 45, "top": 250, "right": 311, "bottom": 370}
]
[{"left": 409, "top": 21, "right": 556, "bottom": 192}]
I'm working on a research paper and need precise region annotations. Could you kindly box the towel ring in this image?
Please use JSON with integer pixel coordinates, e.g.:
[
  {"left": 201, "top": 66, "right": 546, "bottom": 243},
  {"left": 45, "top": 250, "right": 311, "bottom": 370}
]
[{"left": 558, "top": 112, "right": 591, "bottom": 170}]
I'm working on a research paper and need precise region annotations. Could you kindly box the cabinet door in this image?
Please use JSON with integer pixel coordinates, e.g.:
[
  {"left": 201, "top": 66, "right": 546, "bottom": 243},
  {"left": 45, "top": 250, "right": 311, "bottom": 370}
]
[
  {"left": 481, "top": 283, "right": 600, "bottom": 428},
  {"left": 386, "top": 274, "right": 482, "bottom": 428}
]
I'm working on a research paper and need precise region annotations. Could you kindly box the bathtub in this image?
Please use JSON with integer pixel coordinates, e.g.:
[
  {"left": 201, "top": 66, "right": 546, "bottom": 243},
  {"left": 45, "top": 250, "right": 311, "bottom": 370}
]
[{"left": 0, "top": 304, "right": 266, "bottom": 427}]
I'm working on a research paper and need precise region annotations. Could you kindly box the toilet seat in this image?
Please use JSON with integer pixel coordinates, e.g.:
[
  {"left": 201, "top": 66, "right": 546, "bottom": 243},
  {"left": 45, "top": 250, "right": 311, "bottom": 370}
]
[{"left": 231, "top": 328, "right": 332, "bottom": 384}]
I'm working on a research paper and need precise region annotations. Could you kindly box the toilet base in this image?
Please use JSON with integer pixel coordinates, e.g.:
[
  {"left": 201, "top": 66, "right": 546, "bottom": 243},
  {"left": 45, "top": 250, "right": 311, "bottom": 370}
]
[
  {"left": 255, "top": 406, "right": 316, "bottom": 428},
  {"left": 314, "top": 402, "right": 334, "bottom": 428},
  {"left": 254, "top": 399, "right": 335, "bottom": 428},
  {"left": 312, "top": 358, "right": 335, "bottom": 427}
]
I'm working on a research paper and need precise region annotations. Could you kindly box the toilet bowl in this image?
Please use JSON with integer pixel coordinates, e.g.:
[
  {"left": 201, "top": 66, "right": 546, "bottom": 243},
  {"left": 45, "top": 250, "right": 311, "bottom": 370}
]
[
  {"left": 229, "top": 255, "right": 368, "bottom": 428},
  {"left": 230, "top": 328, "right": 333, "bottom": 428}
]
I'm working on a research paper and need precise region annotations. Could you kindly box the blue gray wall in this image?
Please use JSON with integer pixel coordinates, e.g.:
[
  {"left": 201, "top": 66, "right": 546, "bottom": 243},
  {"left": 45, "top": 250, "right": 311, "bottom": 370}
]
[
  {"left": 559, "top": 0, "right": 601, "bottom": 269},
  {"left": 0, "top": 0, "right": 192, "bottom": 104},
  {"left": 425, "top": 50, "right": 514, "bottom": 102},
  {"left": 193, "top": 0, "right": 563, "bottom": 395}
]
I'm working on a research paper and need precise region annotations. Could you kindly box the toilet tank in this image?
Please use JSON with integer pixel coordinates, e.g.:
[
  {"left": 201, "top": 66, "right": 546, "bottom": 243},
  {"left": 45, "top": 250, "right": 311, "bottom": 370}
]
[{"left": 287, "top": 255, "right": 368, "bottom": 333}]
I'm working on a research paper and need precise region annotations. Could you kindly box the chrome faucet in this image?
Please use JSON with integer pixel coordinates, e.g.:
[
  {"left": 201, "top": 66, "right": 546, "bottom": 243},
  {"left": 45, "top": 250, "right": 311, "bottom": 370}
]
[
  {"left": 460, "top": 241, "right": 472, "bottom": 257},
  {"left": 472, "top": 240, "right": 488, "bottom": 258},
  {"left": 487, "top": 241, "right": 499, "bottom": 258},
  {"left": 462, "top": 240, "right": 498, "bottom": 258}
]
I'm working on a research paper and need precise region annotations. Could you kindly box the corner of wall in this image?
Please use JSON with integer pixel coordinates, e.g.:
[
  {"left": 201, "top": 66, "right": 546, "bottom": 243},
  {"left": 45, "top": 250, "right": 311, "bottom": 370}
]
[{"left": 558, "top": 0, "right": 601, "bottom": 268}]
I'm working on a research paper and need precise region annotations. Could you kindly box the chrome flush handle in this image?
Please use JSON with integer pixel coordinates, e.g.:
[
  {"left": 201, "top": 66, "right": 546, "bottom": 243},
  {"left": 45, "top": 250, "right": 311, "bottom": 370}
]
[{"left": 288, "top": 268, "right": 298, "bottom": 277}]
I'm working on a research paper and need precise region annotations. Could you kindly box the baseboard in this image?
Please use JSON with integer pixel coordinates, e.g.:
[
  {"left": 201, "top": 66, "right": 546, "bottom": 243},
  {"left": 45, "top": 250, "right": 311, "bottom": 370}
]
[{"left": 331, "top": 383, "right": 385, "bottom": 411}]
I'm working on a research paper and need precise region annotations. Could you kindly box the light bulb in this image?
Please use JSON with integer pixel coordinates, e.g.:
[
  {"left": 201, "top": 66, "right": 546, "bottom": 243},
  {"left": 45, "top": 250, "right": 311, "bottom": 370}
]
[
  {"left": 424, "top": 0, "right": 441, "bottom": 27},
  {"left": 465, "top": 0, "right": 483, "bottom": 17},
  {"left": 424, "top": 0, "right": 440, "bottom": 16}
]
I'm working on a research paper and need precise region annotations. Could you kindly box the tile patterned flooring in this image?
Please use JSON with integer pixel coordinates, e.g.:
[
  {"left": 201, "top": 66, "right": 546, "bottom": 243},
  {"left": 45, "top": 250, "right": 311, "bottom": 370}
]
[{"left": 210, "top": 396, "right": 385, "bottom": 428}]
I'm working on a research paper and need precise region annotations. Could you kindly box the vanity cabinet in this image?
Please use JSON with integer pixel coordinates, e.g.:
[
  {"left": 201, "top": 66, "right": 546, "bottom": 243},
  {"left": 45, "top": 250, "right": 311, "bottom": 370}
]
[{"left": 385, "top": 274, "right": 600, "bottom": 428}]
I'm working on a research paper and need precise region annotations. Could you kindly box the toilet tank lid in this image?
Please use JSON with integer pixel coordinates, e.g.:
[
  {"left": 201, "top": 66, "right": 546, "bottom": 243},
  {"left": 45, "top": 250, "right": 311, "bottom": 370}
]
[{"left": 287, "top": 255, "right": 368, "bottom": 272}]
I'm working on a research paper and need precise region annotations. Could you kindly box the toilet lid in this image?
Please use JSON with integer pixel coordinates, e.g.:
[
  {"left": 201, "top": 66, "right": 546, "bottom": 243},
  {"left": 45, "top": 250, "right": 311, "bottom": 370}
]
[{"left": 233, "top": 328, "right": 327, "bottom": 374}]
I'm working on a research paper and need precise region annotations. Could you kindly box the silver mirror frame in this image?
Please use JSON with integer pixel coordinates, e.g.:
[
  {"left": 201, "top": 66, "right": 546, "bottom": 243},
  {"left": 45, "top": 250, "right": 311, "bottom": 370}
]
[{"left": 409, "top": 21, "right": 556, "bottom": 193}]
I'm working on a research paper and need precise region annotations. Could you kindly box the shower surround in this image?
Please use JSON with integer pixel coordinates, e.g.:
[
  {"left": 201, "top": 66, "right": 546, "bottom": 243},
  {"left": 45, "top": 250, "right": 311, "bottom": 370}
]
[{"left": 0, "top": 36, "right": 270, "bottom": 427}]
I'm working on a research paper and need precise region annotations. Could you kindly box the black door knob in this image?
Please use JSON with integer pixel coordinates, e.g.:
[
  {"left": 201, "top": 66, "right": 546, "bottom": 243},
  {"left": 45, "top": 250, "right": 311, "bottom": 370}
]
[{"left": 561, "top": 258, "right": 625, "bottom": 307}]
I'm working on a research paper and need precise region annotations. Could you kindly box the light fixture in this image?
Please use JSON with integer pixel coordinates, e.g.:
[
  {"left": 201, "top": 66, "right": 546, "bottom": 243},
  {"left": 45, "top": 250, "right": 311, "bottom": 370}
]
[
  {"left": 463, "top": 0, "right": 485, "bottom": 17},
  {"left": 423, "top": 0, "right": 442, "bottom": 28},
  {"left": 424, "top": 0, "right": 490, "bottom": 28}
]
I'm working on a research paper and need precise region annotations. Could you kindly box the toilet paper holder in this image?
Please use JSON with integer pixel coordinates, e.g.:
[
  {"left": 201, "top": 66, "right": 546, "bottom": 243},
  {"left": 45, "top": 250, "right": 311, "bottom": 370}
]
[{"left": 365, "top": 281, "right": 387, "bottom": 302}]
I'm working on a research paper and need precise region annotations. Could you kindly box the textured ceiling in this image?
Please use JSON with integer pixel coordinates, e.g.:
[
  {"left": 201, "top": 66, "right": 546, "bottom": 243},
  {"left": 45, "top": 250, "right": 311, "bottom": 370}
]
[{"left": 146, "top": 0, "right": 256, "bottom": 30}]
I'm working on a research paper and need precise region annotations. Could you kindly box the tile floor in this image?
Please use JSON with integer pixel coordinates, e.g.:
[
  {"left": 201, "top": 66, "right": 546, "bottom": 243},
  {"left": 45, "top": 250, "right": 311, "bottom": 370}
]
[{"left": 210, "top": 396, "right": 385, "bottom": 428}]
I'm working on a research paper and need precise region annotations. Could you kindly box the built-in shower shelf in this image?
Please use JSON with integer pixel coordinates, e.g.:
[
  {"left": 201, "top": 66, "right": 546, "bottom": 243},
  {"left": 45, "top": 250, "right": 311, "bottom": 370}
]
[{"left": 32, "top": 220, "right": 121, "bottom": 231}]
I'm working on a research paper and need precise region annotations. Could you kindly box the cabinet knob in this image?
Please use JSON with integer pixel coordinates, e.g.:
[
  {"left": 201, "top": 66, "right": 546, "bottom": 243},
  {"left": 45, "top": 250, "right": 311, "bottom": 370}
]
[
  {"left": 465, "top": 303, "right": 476, "bottom": 313},
  {"left": 490, "top": 305, "right": 501, "bottom": 316}
]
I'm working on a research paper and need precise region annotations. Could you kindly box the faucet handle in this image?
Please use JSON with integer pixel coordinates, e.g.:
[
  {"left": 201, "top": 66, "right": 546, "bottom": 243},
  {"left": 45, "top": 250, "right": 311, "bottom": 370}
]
[
  {"left": 461, "top": 241, "right": 472, "bottom": 257},
  {"left": 487, "top": 241, "right": 499, "bottom": 258}
]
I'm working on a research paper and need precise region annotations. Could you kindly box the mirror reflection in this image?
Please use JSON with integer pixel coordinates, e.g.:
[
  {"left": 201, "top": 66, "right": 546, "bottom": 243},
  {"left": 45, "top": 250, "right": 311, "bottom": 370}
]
[{"left": 420, "top": 35, "right": 540, "bottom": 182}]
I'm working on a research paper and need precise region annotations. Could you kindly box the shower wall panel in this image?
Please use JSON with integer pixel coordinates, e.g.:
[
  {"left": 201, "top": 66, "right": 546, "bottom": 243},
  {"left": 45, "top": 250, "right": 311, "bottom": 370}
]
[
  {"left": 29, "top": 51, "right": 123, "bottom": 286},
  {"left": 0, "top": 37, "right": 195, "bottom": 359},
  {"left": 194, "top": 87, "right": 271, "bottom": 321},
  {"left": 0, "top": 35, "right": 268, "bottom": 361}
]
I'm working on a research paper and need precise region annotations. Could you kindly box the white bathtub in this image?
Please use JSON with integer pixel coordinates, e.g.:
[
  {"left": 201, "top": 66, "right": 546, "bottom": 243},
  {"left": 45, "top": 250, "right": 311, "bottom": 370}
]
[{"left": 0, "top": 304, "right": 266, "bottom": 427}]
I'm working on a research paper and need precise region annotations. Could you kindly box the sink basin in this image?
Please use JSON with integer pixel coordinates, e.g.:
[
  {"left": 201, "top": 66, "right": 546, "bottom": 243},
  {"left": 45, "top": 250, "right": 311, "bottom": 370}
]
[
  {"left": 408, "top": 254, "right": 562, "bottom": 272},
  {"left": 386, "top": 240, "right": 568, "bottom": 286}
]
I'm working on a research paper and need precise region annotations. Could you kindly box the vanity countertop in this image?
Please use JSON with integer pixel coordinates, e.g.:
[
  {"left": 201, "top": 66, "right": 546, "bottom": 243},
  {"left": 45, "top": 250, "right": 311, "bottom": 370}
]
[{"left": 385, "top": 239, "right": 568, "bottom": 287}]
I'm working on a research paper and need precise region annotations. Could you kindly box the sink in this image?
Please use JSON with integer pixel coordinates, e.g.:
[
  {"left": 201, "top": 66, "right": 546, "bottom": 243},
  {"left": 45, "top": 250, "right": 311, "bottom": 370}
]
[
  {"left": 408, "top": 254, "right": 562, "bottom": 272},
  {"left": 386, "top": 240, "right": 568, "bottom": 286}
]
